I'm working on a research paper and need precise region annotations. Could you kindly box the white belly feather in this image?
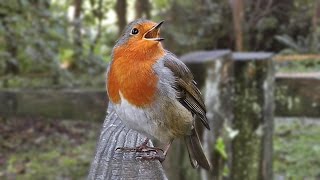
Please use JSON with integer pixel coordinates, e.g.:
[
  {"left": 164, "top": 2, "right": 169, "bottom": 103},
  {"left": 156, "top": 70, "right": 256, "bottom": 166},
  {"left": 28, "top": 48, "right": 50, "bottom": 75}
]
[
  {"left": 114, "top": 92, "right": 157, "bottom": 139},
  {"left": 113, "top": 92, "right": 193, "bottom": 143}
]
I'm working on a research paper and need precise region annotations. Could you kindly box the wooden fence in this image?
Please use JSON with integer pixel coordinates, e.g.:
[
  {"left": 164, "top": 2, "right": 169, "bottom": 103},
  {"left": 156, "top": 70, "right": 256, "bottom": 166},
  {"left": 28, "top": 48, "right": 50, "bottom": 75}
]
[
  {"left": 1, "top": 74, "right": 319, "bottom": 121},
  {"left": 1, "top": 50, "right": 320, "bottom": 179}
]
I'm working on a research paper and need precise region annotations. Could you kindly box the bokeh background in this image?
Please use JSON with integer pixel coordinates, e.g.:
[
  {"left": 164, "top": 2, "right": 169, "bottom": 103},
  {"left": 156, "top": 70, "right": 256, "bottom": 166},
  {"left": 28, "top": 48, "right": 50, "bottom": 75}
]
[{"left": 0, "top": 0, "right": 319, "bottom": 179}]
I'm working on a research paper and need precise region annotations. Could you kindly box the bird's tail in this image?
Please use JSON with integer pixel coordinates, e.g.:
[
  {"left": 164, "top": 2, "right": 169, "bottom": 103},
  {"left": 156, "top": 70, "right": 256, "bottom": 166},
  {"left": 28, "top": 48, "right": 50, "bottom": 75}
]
[{"left": 185, "top": 128, "right": 211, "bottom": 170}]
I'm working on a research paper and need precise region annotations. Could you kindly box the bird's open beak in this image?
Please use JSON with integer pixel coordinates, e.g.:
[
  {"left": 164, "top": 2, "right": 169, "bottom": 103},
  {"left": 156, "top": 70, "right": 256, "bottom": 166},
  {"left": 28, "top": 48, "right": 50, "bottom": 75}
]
[{"left": 144, "top": 21, "right": 164, "bottom": 42}]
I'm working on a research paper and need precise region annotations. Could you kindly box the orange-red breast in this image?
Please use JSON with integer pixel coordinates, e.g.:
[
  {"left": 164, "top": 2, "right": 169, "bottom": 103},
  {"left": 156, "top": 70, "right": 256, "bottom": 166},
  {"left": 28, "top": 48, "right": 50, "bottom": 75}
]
[{"left": 106, "top": 19, "right": 211, "bottom": 170}]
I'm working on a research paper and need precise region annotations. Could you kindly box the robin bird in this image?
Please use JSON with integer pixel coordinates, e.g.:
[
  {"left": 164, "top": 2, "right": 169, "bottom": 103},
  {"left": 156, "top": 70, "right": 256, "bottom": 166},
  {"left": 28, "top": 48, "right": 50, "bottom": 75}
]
[{"left": 106, "top": 19, "right": 211, "bottom": 170}]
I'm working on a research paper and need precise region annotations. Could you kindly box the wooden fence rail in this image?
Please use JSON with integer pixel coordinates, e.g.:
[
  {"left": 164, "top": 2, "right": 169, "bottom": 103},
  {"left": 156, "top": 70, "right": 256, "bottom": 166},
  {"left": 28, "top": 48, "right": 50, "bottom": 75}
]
[{"left": 276, "top": 73, "right": 320, "bottom": 117}]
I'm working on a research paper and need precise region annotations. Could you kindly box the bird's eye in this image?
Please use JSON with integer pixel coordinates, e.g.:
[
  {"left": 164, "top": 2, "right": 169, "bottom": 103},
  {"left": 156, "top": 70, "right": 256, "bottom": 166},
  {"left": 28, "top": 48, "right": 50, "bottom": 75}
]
[{"left": 131, "top": 28, "right": 139, "bottom": 35}]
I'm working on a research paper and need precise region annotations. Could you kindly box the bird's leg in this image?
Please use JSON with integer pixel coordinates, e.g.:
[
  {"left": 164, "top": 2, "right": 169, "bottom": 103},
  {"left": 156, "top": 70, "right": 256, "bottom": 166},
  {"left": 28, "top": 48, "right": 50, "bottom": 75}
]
[
  {"left": 162, "top": 141, "right": 173, "bottom": 157},
  {"left": 116, "top": 138, "right": 164, "bottom": 153},
  {"left": 137, "top": 140, "right": 173, "bottom": 163}
]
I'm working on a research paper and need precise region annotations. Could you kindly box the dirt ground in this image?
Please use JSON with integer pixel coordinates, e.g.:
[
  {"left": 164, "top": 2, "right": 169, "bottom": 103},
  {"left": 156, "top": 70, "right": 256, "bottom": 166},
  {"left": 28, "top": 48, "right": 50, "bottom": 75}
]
[{"left": 0, "top": 117, "right": 100, "bottom": 180}]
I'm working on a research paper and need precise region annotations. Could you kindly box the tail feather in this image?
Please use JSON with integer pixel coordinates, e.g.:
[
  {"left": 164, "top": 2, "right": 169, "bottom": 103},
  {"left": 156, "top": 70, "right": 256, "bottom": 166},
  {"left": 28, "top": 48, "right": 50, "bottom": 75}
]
[
  {"left": 185, "top": 128, "right": 211, "bottom": 170},
  {"left": 185, "top": 136, "right": 199, "bottom": 168}
]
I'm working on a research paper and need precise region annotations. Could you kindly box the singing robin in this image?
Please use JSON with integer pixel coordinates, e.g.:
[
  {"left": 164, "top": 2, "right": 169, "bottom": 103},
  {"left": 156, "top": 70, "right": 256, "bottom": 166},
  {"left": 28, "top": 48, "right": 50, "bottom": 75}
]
[{"left": 106, "top": 19, "right": 211, "bottom": 170}]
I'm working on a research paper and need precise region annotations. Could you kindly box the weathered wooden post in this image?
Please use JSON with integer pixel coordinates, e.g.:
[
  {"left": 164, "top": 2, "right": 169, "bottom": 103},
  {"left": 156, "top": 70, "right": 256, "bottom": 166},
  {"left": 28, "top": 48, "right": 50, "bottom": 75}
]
[
  {"left": 161, "top": 50, "right": 233, "bottom": 180},
  {"left": 231, "top": 52, "right": 274, "bottom": 180},
  {"left": 88, "top": 103, "right": 167, "bottom": 180}
]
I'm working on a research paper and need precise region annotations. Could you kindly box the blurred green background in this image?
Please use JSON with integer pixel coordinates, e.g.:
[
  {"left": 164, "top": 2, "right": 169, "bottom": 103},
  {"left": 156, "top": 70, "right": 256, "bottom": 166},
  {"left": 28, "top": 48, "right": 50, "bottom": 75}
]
[{"left": 0, "top": 0, "right": 320, "bottom": 179}]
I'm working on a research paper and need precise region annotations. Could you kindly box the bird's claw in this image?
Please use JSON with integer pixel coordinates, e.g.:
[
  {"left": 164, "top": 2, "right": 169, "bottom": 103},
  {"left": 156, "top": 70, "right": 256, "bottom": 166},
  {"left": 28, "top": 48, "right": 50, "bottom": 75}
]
[
  {"left": 116, "top": 146, "right": 164, "bottom": 153},
  {"left": 136, "top": 150, "right": 165, "bottom": 162},
  {"left": 116, "top": 146, "right": 165, "bottom": 162},
  {"left": 116, "top": 147, "right": 140, "bottom": 152}
]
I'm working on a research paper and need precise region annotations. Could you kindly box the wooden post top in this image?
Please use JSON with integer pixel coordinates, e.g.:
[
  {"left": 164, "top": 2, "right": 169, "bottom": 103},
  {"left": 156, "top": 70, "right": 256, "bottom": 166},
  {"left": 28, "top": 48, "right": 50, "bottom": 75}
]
[
  {"left": 232, "top": 52, "right": 274, "bottom": 61},
  {"left": 180, "top": 50, "right": 231, "bottom": 63},
  {"left": 88, "top": 104, "right": 168, "bottom": 180}
]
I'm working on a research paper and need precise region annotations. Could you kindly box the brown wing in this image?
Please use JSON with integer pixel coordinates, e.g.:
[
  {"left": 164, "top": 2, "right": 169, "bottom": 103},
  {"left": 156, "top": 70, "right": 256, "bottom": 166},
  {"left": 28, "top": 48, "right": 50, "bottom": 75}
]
[{"left": 163, "top": 52, "right": 210, "bottom": 130}]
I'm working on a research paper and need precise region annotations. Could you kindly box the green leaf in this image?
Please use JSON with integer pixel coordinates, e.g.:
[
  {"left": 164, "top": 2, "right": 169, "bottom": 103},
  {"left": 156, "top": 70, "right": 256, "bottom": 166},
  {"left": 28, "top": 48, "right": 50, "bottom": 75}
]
[
  {"left": 214, "top": 137, "right": 228, "bottom": 160},
  {"left": 223, "top": 165, "right": 230, "bottom": 176}
]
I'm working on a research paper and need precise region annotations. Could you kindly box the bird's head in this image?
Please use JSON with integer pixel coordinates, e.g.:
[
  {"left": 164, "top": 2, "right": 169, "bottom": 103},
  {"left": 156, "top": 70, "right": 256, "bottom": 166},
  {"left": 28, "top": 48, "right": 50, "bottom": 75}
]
[{"left": 114, "top": 19, "right": 164, "bottom": 52}]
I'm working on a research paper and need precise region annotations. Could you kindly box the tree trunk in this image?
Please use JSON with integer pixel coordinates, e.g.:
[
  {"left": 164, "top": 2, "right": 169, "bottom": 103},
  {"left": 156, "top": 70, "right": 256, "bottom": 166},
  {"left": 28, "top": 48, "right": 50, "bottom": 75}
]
[
  {"left": 89, "top": 0, "right": 103, "bottom": 55},
  {"left": 312, "top": 0, "right": 320, "bottom": 53},
  {"left": 230, "top": 0, "right": 245, "bottom": 51},
  {"left": 0, "top": 7, "right": 20, "bottom": 76},
  {"left": 2, "top": 20, "right": 19, "bottom": 75},
  {"left": 73, "top": 0, "right": 83, "bottom": 68},
  {"left": 116, "top": 0, "right": 127, "bottom": 35},
  {"left": 135, "top": 0, "right": 151, "bottom": 19}
]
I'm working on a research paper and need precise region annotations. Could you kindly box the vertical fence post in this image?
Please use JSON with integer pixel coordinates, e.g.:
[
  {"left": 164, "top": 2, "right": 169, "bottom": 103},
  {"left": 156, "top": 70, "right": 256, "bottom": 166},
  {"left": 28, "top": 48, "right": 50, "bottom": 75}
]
[
  {"left": 231, "top": 52, "right": 274, "bottom": 180},
  {"left": 163, "top": 50, "right": 232, "bottom": 180}
]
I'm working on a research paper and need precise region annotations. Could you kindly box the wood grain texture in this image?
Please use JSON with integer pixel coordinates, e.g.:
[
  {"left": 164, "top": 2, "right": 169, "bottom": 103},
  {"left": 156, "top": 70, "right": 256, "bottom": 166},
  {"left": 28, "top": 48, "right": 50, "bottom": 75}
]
[{"left": 88, "top": 104, "right": 167, "bottom": 180}]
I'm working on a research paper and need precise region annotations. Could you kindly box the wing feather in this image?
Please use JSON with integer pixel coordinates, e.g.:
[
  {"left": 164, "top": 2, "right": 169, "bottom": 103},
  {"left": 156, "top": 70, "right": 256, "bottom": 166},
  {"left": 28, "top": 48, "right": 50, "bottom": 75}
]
[{"left": 163, "top": 52, "right": 210, "bottom": 130}]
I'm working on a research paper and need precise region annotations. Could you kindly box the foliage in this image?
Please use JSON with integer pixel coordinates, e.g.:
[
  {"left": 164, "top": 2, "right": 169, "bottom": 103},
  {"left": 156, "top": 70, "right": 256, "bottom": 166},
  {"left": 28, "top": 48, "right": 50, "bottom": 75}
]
[
  {"left": 275, "top": 33, "right": 320, "bottom": 54},
  {"left": 214, "top": 137, "right": 227, "bottom": 160},
  {"left": 274, "top": 0, "right": 319, "bottom": 54},
  {"left": 1, "top": 1, "right": 69, "bottom": 74},
  {"left": 160, "top": 0, "right": 231, "bottom": 55},
  {"left": 274, "top": 118, "right": 320, "bottom": 179},
  {"left": 275, "top": 35, "right": 308, "bottom": 54},
  {"left": 0, "top": 0, "right": 115, "bottom": 88},
  {"left": 277, "top": 58, "right": 320, "bottom": 73},
  {"left": 158, "top": 0, "right": 319, "bottom": 54},
  {"left": 246, "top": 0, "right": 318, "bottom": 52},
  {"left": 1, "top": 0, "right": 319, "bottom": 88}
]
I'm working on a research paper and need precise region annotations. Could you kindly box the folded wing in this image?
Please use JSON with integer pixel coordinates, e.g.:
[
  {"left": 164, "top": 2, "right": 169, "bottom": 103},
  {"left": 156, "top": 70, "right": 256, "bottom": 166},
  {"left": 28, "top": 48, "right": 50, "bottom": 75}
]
[{"left": 163, "top": 51, "right": 210, "bottom": 130}]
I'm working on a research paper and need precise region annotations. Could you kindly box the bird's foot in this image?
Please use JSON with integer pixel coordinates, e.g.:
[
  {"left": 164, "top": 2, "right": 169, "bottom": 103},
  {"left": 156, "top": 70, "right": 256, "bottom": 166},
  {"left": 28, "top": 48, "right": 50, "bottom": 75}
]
[
  {"left": 116, "top": 145, "right": 164, "bottom": 153},
  {"left": 136, "top": 149, "right": 166, "bottom": 162},
  {"left": 116, "top": 138, "right": 166, "bottom": 162},
  {"left": 116, "top": 138, "right": 164, "bottom": 153}
]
